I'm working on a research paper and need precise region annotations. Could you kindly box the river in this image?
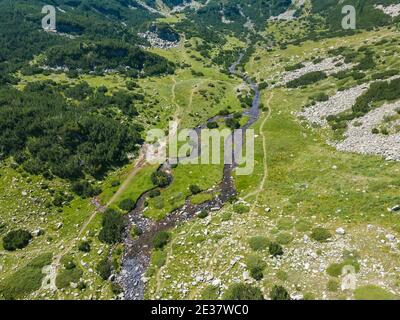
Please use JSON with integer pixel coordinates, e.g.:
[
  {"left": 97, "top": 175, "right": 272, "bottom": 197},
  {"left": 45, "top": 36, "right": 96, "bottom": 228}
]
[{"left": 118, "top": 50, "right": 261, "bottom": 300}]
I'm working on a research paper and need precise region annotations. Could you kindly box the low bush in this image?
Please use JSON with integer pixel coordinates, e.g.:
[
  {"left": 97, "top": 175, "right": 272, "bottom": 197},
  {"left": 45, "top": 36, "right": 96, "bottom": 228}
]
[
  {"left": 207, "top": 121, "right": 219, "bottom": 129},
  {"left": 327, "top": 279, "right": 339, "bottom": 292},
  {"left": 118, "top": 198, "right": 136, "bottom": 212},
  {"left": 71, "top": 180, "right": 101, "bottom": 198},
  {"left": 198, "top": 210, "right": 208, "bottom": 219},
  {"left": 153, "top": 231, "right": 170, "bottom": 249},
  {"left": 311, "top": 227, "right": 332, "bottom": 242},
  {"left": 78, "top": 241, "right": 91, "bottom": 253},
  {"left": 268, "top": 242, "right": 284, "bottom": 257},
  {"left": 223, "top": 283, "right": 264, "bottom": 300},
  {"left": 97, "top": 258, "right": 112, "bottom": 280},
  {"left": 3, "top": 229, "right": 32, "bottom": 251},
  {"left": 287, "top": 71, "right": 327, "bottom": 88},
  {"left": 246, "top": 254, "right": 266, "bottom": 281},
  {"left": 151, "top": 171, "right": 171, "bottom": 188},
  {"left": 248, "top": 236, "right": 269, "bottom": 251},
  {"left": 233, "top": 204, "right": 250, "bottom": 214},
  {"left": 148, "top": 189, "right": 161, "bottom": 198},
  {"left": 99, "top": 209, "right": 124, "bottom": 244},
  {"left": 189, "top": 185, "right": 201, "bottom": 195},
  {"left": 270, "top": 285, "right": 291, "bottom": 300},
  {"left": 130, "top": 224, "right": 142, "bottom": 238}
]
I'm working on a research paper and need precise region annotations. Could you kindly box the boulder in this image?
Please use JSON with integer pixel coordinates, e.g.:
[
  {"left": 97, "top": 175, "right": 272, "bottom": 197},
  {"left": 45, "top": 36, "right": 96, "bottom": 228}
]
[{"left": 336, "top": 227, "right": 346, "bottom": 235}]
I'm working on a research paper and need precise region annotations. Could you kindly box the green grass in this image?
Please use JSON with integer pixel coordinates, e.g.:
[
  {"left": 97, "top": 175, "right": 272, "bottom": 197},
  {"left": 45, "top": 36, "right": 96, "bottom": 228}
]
[
  {"left": 145, "top": 162, "right": 223, "bottom": 220},
  {"left": 354, "top": 285, "right": 398, "bottom": 300},
  {"left": 100, "top": 164, "right": 158, "bottom": 206},
  {"left": 56, "top": 267, "right": 83, "bottom": 289},
  {"left": 0, "top": 253, "right": 52, "bottom": 299}
]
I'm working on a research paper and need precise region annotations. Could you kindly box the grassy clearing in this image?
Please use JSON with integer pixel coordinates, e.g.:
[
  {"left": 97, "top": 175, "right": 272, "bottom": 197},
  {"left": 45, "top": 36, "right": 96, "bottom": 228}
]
[
  {"left": 99, "top": 163, "right": 158, "bottom": 206},
  {"left": 145, "top": 161, "right": 223, "bottom": 220}
]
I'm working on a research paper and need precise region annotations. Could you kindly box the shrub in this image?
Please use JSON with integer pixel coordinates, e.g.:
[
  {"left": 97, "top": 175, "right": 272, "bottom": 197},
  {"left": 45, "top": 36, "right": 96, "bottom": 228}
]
[
  {"left": 3, "top": 229, "right": 32, "bottom": 251},
  {"left": 223, "top": 283, "right": 264, "bottom": 300},
  {"left": 198, "top": 210, "right": 208, "bottom": 219},
  {"left": 225, "top": 118, "right": 240, "bottom": 130},
  {"left": 326, "top": 263, "right": 343, "bottom": 277},
  {"left": 77, "top": 281, "right": 87, "bottom": 290},
  {"left": 118, "top": 198, "right": 135, "bottom": 212},
  {"left": 62, "top": 256, "right": 76, "bottom": 270},
  {"left": 246, "top": 254, "right": 266, "bottom": 281},
  {"left": 111, "top": 282, "right": 123, "bottom": 294},
  {"left": 287, "top": 71, "right": 327, "bottom": 88},
  {"left": 314, "top": 92, "right": 329, "bottom": 102},
  {"left": 248, "top": 236, "right": 269, "bottom": 251},
  {"left": 218, "top": 109, "right": 230, "bottom": 116},
  {"left": 311, "top": 227, "right": 332, "bottom": 242},
  {"left": 327, "top": 279, "right": 339, "bottom": 292},
  {"left": 111, "top": 180, "right": 120, "bottom": 187},
  {"left": 189, "top": 185, "right": 201, "bottom": 195},
  {"left": 381, "top": 127, "right": 389, "bottom": 135},
  {"left": 233, "top": 204, "right": 250, "bottom": 214},
  {"left": 276, "top": 232, "right": 294, "bottom": 245},
  {"left": 71, "top": 180, "right": 101, "bottom": 198},
  {"left": 97, "top": 258, "right": 112, "bottom": 280},
  {"left": 99, "top": 209, "right": 124, "bottom": 244},
  {"left": 152, "top": 231, "right": 170, "bottom": 249},
  {"left": 270, "top": 285, "right": 290, "bottom": 300},
  {"left": 221, "top": 212, "right": 232, "bottom": 221},
  {"left": 207, "top": 121, "right": 219, "bottom": 129},
  {"left": 269, "top": 242, "right": 284, "bottom": 257},
  {"left": 130, "top": 224, "right": 141, "bottom": 237},
  {"left": 151, "top": 171, "right": 171, "bottom": 187},
  {"left": 148, "top": 189, "right": 161, "bottom": 198},
  {"left": 78, "top": 241, "right": 91, "bottom": 253},
  {"left": 285, "top": 62, "right": 304, "bottom": 71},
  {"left": 327, "top": 259, "right": 360, "bottom": 277}
]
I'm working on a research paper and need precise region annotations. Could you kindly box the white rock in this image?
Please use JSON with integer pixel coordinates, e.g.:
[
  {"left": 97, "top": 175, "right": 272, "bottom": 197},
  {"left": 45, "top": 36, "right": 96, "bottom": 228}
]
[
  {"left": 336, "top": 227, "right": 346, "bottom": 235},
  {"left": 243, "top": 271, "right": 250, "bottom": 281},
  {"left": 211, "top": 279, "right": 221, "bottom": 287},
  {"left": 385, "top": 234, "right": 396, "bottom": 242}
]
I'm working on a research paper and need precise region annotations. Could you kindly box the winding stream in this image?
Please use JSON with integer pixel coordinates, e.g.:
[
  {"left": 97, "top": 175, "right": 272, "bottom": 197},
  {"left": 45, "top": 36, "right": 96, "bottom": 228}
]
[{"left": 118, "top": 51, "right": 261, "bottom": 300}]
